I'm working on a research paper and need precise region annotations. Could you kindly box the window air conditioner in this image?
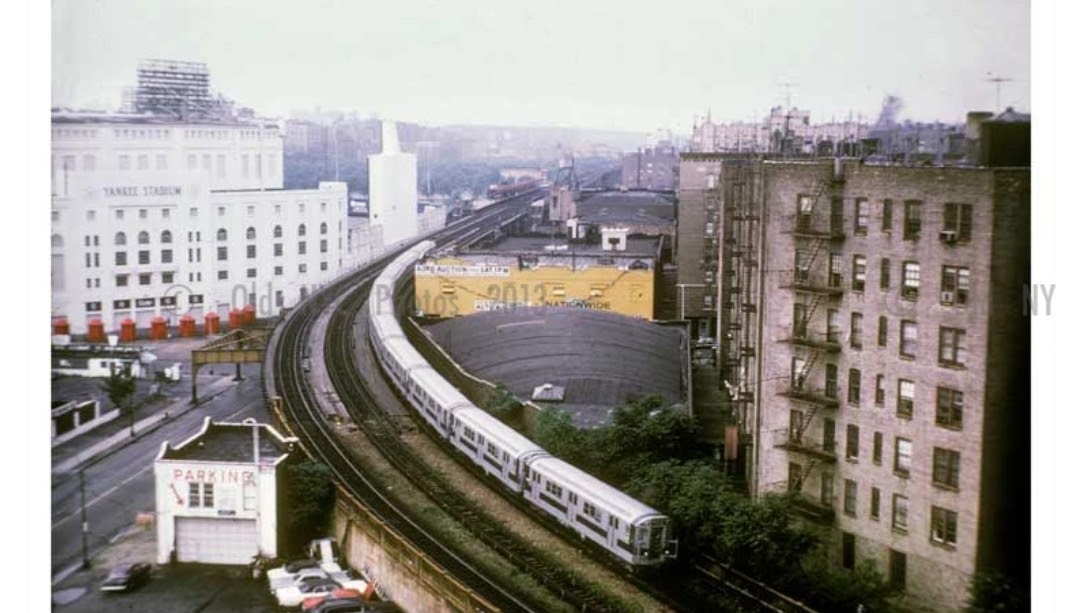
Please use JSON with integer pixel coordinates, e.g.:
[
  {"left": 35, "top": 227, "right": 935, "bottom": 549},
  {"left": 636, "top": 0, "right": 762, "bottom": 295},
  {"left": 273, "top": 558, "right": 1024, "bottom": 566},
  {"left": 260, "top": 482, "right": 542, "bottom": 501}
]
[
  {"left": 940, "top": 291, "right": 955, "bottom": 304},
  {"left": 940, "top": 230, "right": 957, "bottom": 244}
]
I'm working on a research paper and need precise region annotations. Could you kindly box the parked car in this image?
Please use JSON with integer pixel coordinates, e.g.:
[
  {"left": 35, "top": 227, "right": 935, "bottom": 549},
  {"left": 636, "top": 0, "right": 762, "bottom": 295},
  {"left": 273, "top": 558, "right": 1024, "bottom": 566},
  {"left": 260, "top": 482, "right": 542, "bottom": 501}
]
[
  {"left": 277, "top": 579, "right": 341, "bottom": 608},
  {"left": 266, "top": 557, "right": 320, "bottom": 583},
  {"left": 99, "top": 563, "right": 152, "bottom": 593},
  {"left": 301, "top": 587, "right": 363, "bottom": 612},
  {"left": 270, "top": 567, "right": 330, "bottom": 594},
  {"left": 309, "top": 598, "right": 367, "bottom": 613}
]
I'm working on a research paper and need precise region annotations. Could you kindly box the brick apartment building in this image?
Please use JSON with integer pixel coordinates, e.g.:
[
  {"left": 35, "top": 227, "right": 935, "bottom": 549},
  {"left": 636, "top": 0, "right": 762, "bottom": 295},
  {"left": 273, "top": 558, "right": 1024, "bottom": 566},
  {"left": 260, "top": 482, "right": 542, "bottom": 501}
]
[{"left": 705, "top": 151, "right": 1029, "bottom": 611}]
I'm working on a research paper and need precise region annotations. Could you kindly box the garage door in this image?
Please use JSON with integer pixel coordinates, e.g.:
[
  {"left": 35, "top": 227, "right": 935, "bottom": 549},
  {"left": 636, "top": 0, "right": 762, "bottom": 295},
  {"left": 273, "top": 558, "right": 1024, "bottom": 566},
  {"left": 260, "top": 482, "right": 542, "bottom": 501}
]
[{"left": 175, "top": 517, "right": 258, "bottom": 564}]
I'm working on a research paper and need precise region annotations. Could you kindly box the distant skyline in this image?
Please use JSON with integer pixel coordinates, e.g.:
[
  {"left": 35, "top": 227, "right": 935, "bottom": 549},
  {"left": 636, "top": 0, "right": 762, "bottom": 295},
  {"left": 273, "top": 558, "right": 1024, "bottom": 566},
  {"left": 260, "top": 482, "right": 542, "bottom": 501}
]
[{"left": 52, "top": 0, "right": 1030, "bottom": 134}]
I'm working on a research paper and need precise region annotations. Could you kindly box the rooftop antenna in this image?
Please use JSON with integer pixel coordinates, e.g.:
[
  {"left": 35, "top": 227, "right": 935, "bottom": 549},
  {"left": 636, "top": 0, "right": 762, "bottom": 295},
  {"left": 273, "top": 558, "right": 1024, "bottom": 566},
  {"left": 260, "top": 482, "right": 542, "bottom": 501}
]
[{"left": 985, "top": 73, "right": 1013, "bottom": 113}]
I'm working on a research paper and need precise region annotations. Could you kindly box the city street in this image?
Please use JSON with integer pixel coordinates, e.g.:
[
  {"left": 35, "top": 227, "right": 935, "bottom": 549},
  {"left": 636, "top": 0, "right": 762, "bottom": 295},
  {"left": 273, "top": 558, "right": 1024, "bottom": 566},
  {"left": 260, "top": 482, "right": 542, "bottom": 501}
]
[{"left": 51, "top": 364, "right": 268, "bottom": 581}]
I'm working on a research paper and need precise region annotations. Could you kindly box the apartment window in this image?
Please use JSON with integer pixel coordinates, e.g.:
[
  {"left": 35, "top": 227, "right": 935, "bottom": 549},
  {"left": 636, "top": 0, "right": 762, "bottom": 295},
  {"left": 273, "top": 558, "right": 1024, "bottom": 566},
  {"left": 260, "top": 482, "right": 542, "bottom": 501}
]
[
  {"left": 788, "top": 462, "right": 803, "bottom": 492},
  {"left": 162, "top": 208, "right": 170, "bottom": 220},
  {"left": 936, "top": 387, "right": 964, "bottom": 429},
  {"left": 880, "top": 258, "right": 891, "bottom": 289},
  {"left": 903, "top": 200, "right": 922, "bottom": 239},
  {"left": 889, "top": 549, "right": 907, "bottom": 591},
  {"left": 897, "top": 379, "right": 915, "bottom": 418},
  {"left": 870, "top": 487, "right": 881, "bottom": 520},
  {"left": 274, "top": 243, "right": 283, "bottom": 257},
  {"left": 320, "top": 261, "right": 328, "bottom": 271},
  {"left": 931, "top": 506, "right": 959, "bottom": 547},
  {"left": 939, "top": 327, "right": 967, "bottom": 367},
  {"left": 203, "top": 483, "right": 214, "bottom": 508},
  {"left": 900, "top": 321, "right": 917, "bottom": 358},
  {"left": 892, "top": 495, "right": 909, "bottom": 532},
  {"left": 854, "top": 199, "right": 868, "bottom": 234},
  {"left": 298, "top": 223, "right": 307, "bottom": 237},
  {"left": 115, "top": 252, "right": 127, "bottom": 266},
  {"left": 792, "top": 357, "right": 806, "bottom": 390},
  {"left": 901, "top": 261, "right": 920, "bottom": 299},
  {"left": 298, "top": 241, "right": 307, "bottom": 255},
  {"left": 932, "top": 447, "right": 961, "bottom": 489},
  {"left": 793, "top": 304, "right": 807, "bottom": 338},
  {"left": 187, "top": 154, "right": 196, "bottom": 169},
  {"left": 827, "top": 309, "right": 840, "bottom": 343},
  {"left": 850, "top": 313, "right": 863, "bottom": 349},
  {"left": 320, "top": 239, "right": 327, "bottom": 253},
  {"left": 823, "top": 418, "right": 836, "bottom": 454},
  {"left": 273, "top": 225, "right": 282, "bottom": 238},
  {"left": 320, "top": 202, "right": 327, "bottom": 215},
  {"left": 299, "top": 203, "right": 306, "bottom": 213},
  {"left": 115, "top": 232, "right": 127, "bottom": 246},
  {"left": 878, "top": 316, "right": 888, "bottom": 347},
  {"left": 941, "top": 266, "right": 970, "bottom": 306},
  {"left": 825, "top": 364, "right": 838, "bottom": 400},
  {"left": 217, "top": 270, "right": 228, "bottom": 280},
  {"left": 138, "top": 273, "right": 151, "bottom": 286},
  {"left": 188, "top": 482, "right": 201, "bottom": 507},
  {"left": 275, "top": 290, "right": 284, "bottom": 307},
  {"left": 137, "top": 154, "right": 148, "bottom": 170},
  {"left": 189, "top": 207, "right": 198, "bottom": 218},
  {"left": 138, "top": 250, "right": 150, "bottom": 265},
  {"left": 828, "top": 253, "right": 842, "bottom": 287},
  {"left": 875, "top": 374, "right": 886, "bottom": 406},
  {"left": 118, "top": 155, "right": 130, "bottom": 170},
  {"left": 217, "top": 246, "right": 228, "bottom": 261},
  {"left": 299, "top": 263, "right": 307, "bottom": 273},
  {"left": 116, "top": 274, "right": 129, "bottom": 287},
  {"left": 247, "top": 268, "right": 257, "bottom": 279},
  {"left": 246, "top": 205, "right": 255, "bottom": 218},
  {"left": 202, "top": 154, "right": 211, "bottom": 171},
  {"left": 873, "top": 432, "right": 883, "bottom": 464},
  {"left": 843, "top": 480, "right": 857, "bottom": 516},
  {"left": 852, "top": 255, "right": 866, "bottom": 291},
  {"left": 943, "top": 203, "right": 973, "bottom": 243},
  {"left": 895, "top": 438, "right": 913, "bottom": 477},
  {"left": 161, "top": 230, "right": 172, "bottom": 244},
  {"left": 162, "top": 272, "right": 174, "bottom": 284},
  {"left": 246, "top": 227, "right": 256, "bottom": 240},
  {"left": 320, "top": 221, "right": 328, "bottom": 235},
  {"left": 138, "top": 209, "right": 148, "bottom": 220},
  {"left": 848, "top": 369, "right": 862, "bottom": 405},
  {"left": 247, "top": 245, "right": 256, "bottom": 259},
  {"left": 155, "top": 154, "right": 167, "bottom": 170},
  {"left": 820, "top": 472, "right": 834, "bottom": 507},
  {"left": 115, "top": 209, "right": 124, "bottom": 220},
  {"left": 846, "top": 424, "right": 860, "bottom": 460},
  {"left": 274, "top": 265, "right": 283, "bottom": 276},
  {"left": 87, "top": 210, "right": 96, "bottom": 221}
]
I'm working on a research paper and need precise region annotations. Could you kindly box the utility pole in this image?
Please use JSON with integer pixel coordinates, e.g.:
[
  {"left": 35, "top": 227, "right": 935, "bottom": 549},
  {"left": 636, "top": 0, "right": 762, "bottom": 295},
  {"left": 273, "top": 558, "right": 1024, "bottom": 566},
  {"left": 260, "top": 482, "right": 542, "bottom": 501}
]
[
  {"left": 80, "top": 469, "right": 90, "bottom": 569},
  {"left": 986, "top": 73, "right": 1013, "bottom": 112}
]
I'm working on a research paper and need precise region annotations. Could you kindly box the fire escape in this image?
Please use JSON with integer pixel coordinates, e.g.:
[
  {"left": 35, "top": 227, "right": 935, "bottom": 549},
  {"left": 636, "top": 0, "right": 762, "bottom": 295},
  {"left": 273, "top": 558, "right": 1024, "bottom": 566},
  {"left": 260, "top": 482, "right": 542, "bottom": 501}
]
[
  {"left": 717, "top": 161, "right": 761, "bottom": 473},
  {"left": 775, "top": 162, "right": 846, "bottom": 517}
]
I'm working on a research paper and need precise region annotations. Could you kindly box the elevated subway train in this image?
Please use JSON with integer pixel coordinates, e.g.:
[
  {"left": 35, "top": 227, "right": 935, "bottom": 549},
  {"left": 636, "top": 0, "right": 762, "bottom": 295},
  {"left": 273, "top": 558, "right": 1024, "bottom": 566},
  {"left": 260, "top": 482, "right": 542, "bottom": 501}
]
[{"left": 367, "top": 241, "right": 674, "bottom": 566}]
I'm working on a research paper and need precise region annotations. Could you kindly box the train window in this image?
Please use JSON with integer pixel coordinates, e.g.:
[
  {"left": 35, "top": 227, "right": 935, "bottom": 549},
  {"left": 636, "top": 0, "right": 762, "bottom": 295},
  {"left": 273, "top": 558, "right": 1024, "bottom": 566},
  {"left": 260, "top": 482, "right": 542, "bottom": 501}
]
[
  {"left": 569, "top": 493, "right": 578, "bottom": 505},
  {"left": 487, "top": 442, "right": 498, "bottom": 456},
  {"left": 464, "top": 427, "right": 475, "bottom": 441},
  {"left": 583, "top": 502, "right": 601, "bottom": 521},
  {"left": 545, "top": 481, "right": 563, "bottom": 497}
]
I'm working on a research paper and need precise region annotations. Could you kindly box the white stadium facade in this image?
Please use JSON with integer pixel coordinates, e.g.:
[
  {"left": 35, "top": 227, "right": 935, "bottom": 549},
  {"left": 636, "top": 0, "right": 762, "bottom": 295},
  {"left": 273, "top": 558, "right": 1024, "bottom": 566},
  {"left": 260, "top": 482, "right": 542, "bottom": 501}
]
[{"left": 51, "top": 110, "right": 365, "bottom": 335}]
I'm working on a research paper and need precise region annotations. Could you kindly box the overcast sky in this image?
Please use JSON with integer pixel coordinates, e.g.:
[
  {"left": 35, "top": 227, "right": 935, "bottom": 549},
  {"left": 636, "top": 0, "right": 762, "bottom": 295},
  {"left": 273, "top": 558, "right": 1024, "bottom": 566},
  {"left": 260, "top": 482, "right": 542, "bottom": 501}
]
[{"left": 52, "top": 0, "right": 1030, "bottom": 133}]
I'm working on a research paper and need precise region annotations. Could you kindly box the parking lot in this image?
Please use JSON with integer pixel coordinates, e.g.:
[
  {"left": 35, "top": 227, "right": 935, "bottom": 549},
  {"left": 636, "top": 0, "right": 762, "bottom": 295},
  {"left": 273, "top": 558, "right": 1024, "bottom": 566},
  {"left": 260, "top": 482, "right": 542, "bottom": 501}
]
[{"left": 51, "top": 525, "right": 280, "bottom": 612}]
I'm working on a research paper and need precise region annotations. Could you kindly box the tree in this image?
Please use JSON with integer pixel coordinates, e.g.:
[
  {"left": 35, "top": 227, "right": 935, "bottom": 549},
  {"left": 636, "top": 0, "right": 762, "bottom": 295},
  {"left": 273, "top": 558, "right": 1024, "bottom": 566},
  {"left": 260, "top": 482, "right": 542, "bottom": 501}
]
[
  {"left": 796, "top": 558, "right": 893, "bottom": 613},
  {"left": 965, "top": 571, "right": 1028, "bottom": 613},
  {"left": 101, "top": 365, "right": 137, "bottom": 437},
  {"left": 283, "top": 460, "right": 336, "bottom": 553}
]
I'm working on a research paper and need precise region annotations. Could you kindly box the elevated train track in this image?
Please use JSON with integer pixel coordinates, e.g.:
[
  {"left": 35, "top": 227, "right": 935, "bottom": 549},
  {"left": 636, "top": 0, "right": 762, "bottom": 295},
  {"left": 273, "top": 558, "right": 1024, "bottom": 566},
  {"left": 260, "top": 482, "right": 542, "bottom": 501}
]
[{"left": 267, "top": 172, "right": 813, "bottom": 612}]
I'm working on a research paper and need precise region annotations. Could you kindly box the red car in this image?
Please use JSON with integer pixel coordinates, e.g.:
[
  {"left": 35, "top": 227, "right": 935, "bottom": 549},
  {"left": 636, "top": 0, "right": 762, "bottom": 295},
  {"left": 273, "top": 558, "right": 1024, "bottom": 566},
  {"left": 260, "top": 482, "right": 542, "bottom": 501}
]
[{"left": 301, "top": 587, "right": 363, "bottom": 611}]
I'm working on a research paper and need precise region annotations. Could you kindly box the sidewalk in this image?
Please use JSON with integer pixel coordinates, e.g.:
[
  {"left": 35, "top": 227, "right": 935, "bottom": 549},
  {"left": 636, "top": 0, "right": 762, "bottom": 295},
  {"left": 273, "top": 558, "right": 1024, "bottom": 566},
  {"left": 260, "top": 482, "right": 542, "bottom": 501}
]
[{"left": 52, "top": 375, "right": 239, "bottom": 476}]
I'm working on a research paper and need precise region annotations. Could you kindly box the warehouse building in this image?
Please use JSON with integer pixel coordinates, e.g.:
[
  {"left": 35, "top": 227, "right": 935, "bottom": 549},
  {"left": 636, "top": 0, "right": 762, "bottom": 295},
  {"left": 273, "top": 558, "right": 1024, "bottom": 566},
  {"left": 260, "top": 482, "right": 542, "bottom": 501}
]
[
  {"left": 413, "top": 230, "right": 662, "bottom": 320},
  {"left": 154, "top": 417, "right": 297, "bottom": 565}
]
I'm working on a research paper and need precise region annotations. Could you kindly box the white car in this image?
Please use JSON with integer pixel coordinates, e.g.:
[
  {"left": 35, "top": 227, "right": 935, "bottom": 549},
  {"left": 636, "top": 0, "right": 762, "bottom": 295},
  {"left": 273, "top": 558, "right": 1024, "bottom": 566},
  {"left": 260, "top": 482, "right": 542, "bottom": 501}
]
[
  {"left": 276, "top": 579, "right": 342, "bottom": 608},
  {"left": 266, "top": 558, "right": 320, "bottom": 584},
  {"left": 269, "top": 567, "right": 330, "bottom": 594}
]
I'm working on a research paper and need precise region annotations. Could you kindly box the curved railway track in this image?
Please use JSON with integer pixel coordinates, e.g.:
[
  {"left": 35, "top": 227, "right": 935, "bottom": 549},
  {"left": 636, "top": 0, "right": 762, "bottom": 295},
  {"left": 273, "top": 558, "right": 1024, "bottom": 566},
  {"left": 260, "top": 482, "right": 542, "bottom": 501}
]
[
  {"left": 266, "top": 199, "right": 544, "bottom": 612},
  {"left": 267, "top": 181, "right": 816, "bottom": 612}
]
